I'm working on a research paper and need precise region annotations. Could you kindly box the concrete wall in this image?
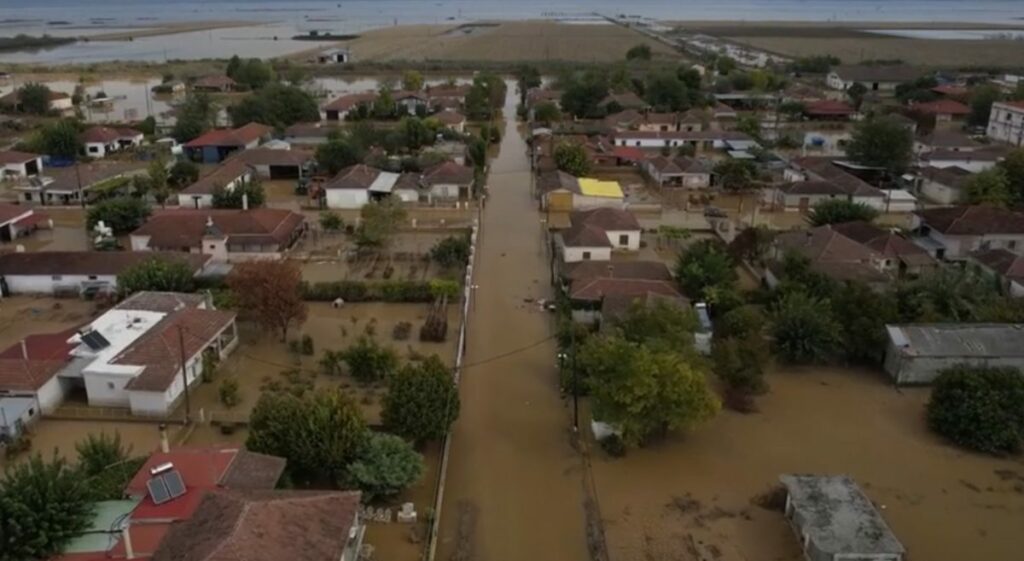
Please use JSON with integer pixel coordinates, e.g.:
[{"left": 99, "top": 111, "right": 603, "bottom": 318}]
[
  {"left": 604, "top": 229, "right": 640, "bottom": 251},
  {"left": 4, "top": 274, "right": 117, "bottom": 295},
  {"left": 326, "top": 189, "right": 369, "bottom": 209},
  {"left": 177, "top": 193, "right": 214, "bottom": 209},
  {"left": 84, "top": 371, "right": 135, "bottom": 407},
  {"left": 84, "top": 142, "right": 110, "bottom": 158},
  {"left": 563, "top": 246, "right": 612, "bottom": 263},
  {"left": 884, "top": 345, "right": 1024, "bottom": 385},
  {"left": 36, "top": 375, "right": 65, "bottom": 413},
  {"left": 920, "top": 179, "right": 962, "bottom": 205}
]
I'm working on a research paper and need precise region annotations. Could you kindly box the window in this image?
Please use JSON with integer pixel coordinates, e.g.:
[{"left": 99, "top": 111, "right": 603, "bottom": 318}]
[
  {"left": 51, "top": 275, "right": 62, "bottom": 281},
  {"left": 209, "top": 244, "right": 217, "bottom": 250},
  {"left": 107, "top": 382, "right": 115, "bottom": 390},
  {"left": 1010, "top": 240, "right": 1018, "bottom": 250},
  {"left": 88, "top": 275, "right": 97, "bottom": 280},
  {"left": 88, "top": 146, "right": 99, "bottom": 153},
  {"left": 582, "top": 251, "right": 592, "bottom": 260},
  {"left": 619, "top": 234, "right": 629, "bottom": 246}
]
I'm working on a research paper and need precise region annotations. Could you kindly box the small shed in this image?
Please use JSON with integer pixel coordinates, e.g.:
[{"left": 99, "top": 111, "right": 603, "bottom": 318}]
[
  {"left": 883, "top": 323, "right": 1024, "bottom": 384},
  {"left": 780, "top": 474, "right": 904, "bottom": 561},
  {"left": 0, "top": 396, "right": 39, "bottom": 440}
]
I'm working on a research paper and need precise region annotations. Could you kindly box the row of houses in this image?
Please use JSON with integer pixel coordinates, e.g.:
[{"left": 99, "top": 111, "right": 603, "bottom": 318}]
[
  {"left": 321, "top": 161, "right": 475, "bottom": 209},
  {"left": 321, "top": 84, "right": 472, "bottom": 121}
]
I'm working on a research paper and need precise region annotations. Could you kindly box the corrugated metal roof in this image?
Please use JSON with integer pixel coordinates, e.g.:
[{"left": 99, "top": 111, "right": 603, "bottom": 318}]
[{"left": 886, "top": 324, "right": 1024, "bottom": 358}]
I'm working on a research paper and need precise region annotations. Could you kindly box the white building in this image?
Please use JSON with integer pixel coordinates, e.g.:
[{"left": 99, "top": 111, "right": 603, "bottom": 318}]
[
  {"left": 177, "top": 160, "right": 254, "bottom": 209},
  {"left": 557, "top": 208, "right": 641, "bottom": 264},
  {"left": 884, "top": 324, "right": 1024, "bottom": 385},
  {"left": 62, "top": 292, "right": 238, "bottom": 416},
  {"left": 826, "top": 65, "right": 921, "bottom": 93},
  {"left": 0, "top": 252, "right": 210, "bottom": 297},
  {"left": 914, "top": 205, "right": 1024, "bottom": 260},
  {"left": 986, "top": 101, "right": 1024, "bottom": 147},
  {"left": 81, "top": 126, "right": 144, "bottom": 159},
  {"left": 0, "top": 150, "right": 43, "bottom": 179}
]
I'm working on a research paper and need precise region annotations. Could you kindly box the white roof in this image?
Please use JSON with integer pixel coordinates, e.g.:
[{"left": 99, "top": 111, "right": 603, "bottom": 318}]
[
  {"left": 724, "top": 139, "right": 761, "bottom": 151},
  {"left": 885, "top": 189, "right": 916, "bottom": 202},
  {"left": 727, "top": 150, "right": 756, "bottom": 159},
  {"left": 69, "top": 309, "right": 166, "bottom": 378},
  {"left": 368, "top": 171, "right": 400, "bottom": 194}
]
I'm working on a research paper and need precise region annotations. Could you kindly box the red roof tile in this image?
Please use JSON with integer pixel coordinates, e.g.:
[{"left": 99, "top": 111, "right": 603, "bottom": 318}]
[
  {"left": 916, "top": 205, "right": 1024, "bottom": 235},
  {"left": 0, "top": 327, "right": 78, "bottom": 392},
  {"left": 81, "top": 126, "right": 141, "bottom": 144},
  {"left": 184, "top": 123, "right": 272, "bottom": 149},
  {"left": 804, "top": 100, "right": 856, "bottom": 116},
  {"left": 910, "top": 99, "right": 970, "bottom": 116},
  {"left": 132, "top": 209, "right": 305, "bottom": 250},
  {"left": 180, "top": 160, "right": 253, "bottom": 195},
  {"left": 0, "top": 251, "right": 209, "bottom": 276},
  {"left": 422, "top": 161, "right": 473, "bottom": 186},
  {"left": 322, "top": 92, "right": 377, "bottom": 112},
  {"left": 0, "top": 150, "right": 40, "bottom": 165},
  {"left": 570, "top": 278, "right": 683, "bottom": 302},
  {"left": 0, "top": 202, "right": 32, "bottom": 225}
]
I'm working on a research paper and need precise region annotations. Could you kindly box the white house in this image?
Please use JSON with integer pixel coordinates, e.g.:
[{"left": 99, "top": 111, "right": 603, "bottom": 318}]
[
  {"left": 612, "top": 130, "right": 752, "bottom": 154},
  {"left": 915, "top": 205, "right": 1024, "bottom": 260},
  {"left": 80, "top": 126, "right": 144, "bottom": 159},
  {"left": 557, "top": 208, "right": 641, "bottom": 264},
  {"left": 826, "top": 65, "right": 921, "bottom": 93},
  {"left": 0, "top": 252, "right": 210, "bottom": 297},
  {"left": 420, "top": 161, "right": 474, "bottom": 203},
  {"left": 987, "top": 101, "right": 1024, "bottom": 147},
  {"left": 642, "top": 155, "right": 712, "bottom": 188},
  {"left": 63, "top": 292, "right": 237, "bottom": 416},
  {"left": 783, "top": 158, "right": 888, "bottom": 211},
  {"left": 177, "top": 160, "right": 254, "bottom": 209},
  {"left": 317, "top": 47, "right": 351, "bottom": 64},
  {"left": 917, "top": 166, "right": 971, "bottom": 205},
  {"left": 0, "top": 328, "right": 79, "bottom": 415},
  {"left": 323, "top": 164, "right": 379, "bottom": 209},
  {"left": 394, "top": 91, "right": 429, "bottom": 115},
  {"left": 0, "top": 150, "right": 43, "bottom": 179}
]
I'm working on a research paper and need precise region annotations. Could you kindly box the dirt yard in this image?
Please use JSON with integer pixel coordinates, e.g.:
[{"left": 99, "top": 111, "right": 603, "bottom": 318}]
[
  {"left": 341, "top": 21, "right": 681, "bottom": 63},
  {"left": 587, "top": 367, "right": 1024, "bottom": 561},
  {"left": 186, "top": 302, "right": 460, "bottom": 426}
]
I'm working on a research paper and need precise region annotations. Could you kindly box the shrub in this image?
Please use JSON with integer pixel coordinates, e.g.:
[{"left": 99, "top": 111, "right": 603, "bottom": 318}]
[
  {"left": 599, "top": 434, "right": 626, "bottom": 458},
  {"left": 301, "top": 280, "right": 439, "bottom": 303},
  {"left": 339, "top": 337, "right": 399, "bottom": 383},
  {"left": 382, "top": 355, "right": 459, "bottom": 442},
  {"left": 429, "top": 235, "right": 471, "bottom": 268},
  {"left": 300, "top": 334, "right": 315, "bottom": 356},
  {"left": 219, "top": 378, "right": 241, "bottom": 408},
  {"left": 346, "top": 432, "right": 424, "bottom": 501},
  {"left": 927, "top": 365, "right": 1024, "bottom": 455}
]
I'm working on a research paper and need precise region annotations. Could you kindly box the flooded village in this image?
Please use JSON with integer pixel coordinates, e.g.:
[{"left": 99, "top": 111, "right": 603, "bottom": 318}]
[{"left": 1, "top": 3, "right": 1024, "bottom": 561}]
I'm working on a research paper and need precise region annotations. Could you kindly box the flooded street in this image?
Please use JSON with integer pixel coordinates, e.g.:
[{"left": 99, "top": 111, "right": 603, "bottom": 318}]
[{"left": 436, "top": 85, "right": 591, "bottom": 560}]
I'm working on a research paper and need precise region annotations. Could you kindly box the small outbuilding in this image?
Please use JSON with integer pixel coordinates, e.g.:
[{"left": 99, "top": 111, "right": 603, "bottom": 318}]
[
  {"left": 780, "top": 474, "right": 904, "bottom": 561},
  {"left": 883, "top": 323, "right": 1024, "bottom": 384}
]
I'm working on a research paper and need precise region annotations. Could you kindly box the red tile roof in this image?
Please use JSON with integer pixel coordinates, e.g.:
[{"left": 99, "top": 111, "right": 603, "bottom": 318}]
[
  {"left": 434, "top": 109, "right": 466, "bottom": 125},
  {"left": 804, "top": 100, "right": 856, "bottom": 117},
  {"left": 570, "top": 278, "right": 683, "bottom": 302},
  {"left": 322, "top": 92, "right": 377, "bottom": 112},
  {"left": 917, "top": 205, "right": 1024, "bottom": 235},
  {"left": 422, "top": 161, "right": 474, "bottom": 186},
  {"left": 999, "top": 100, "right": 1024, "bottom": 111},
  {"left": 184, "top": 123, "right": 272, "bottom": 149},
  {"left": 132, "top": 209, "right": 305, "bottom": 250},
  {"left": 81, "top": 126, "right": 141, "bottom": 144},
  {"left": 572, "top": 207, "right": 640, "bottom": 232},
  {"left": 0, "top": 202, "right": 32, "bottom": 225},
  {"left": 0, "top": 150, "right": 40, "bottom": 165},
  {"left": 0, "top": 251, "right": 209, "bottom": 276},
  {"left": 229, "top": 147, "right": 314, "bottom": 168},
  {"left": 910, "top": 99, "right": 970, "bottom": 116},
  {"left": 565, "top": 260, "right": 672, "bottom": 282},
  {"left": 0, "top": 327, "right": 78, "bottom": 392},
  {"left": 972, "top": 248, "right": 1024, "bottom": 283},
  {"left": 180, "top": 160, "right": 253, "bottom": 195},
  {"left": 194, "top": 75, "right": 237, "bottom": 90},
  {"left": 325, "top": 164, "right": 381, "bottom": 190},
  {"left": 150, "top": 490, "right": 361, "bottom": 561}
]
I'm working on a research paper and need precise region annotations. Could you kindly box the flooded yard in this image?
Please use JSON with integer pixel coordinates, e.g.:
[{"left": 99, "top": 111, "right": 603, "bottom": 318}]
[
  {"left": 296, "top": 230, "right": 462, "bottom": 283},
  {"left": 0, "top": 295, "right": 95, "bottom": 350},
  {"left": 587, "top": 367, "right": 1024, "bottom": 561}
]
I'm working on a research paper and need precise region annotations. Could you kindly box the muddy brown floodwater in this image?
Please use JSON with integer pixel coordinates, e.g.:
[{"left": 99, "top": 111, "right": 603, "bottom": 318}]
[{"left": 436, "top": 84, "right": 592, "bottom": 561}]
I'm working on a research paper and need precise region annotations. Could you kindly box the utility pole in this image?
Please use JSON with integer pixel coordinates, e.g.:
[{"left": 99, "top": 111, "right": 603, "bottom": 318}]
[
  {"left": 570, "top": 321, "right": 579, "bottom": 432},
  {"left": 177, "top": 325, "right": 192, "bottom": 423}
]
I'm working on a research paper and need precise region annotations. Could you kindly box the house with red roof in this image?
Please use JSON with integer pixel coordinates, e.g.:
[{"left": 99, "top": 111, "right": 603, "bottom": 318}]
[
  {"left": 321, "top": 92, "right": 377, "bottom": 121},
  {"left": 0, "top": 202, "right": 50, "bottom": 242},
  {"left": 914, "top": 205, "right": 1024, "bottom": 260},
  {"left": 969, "top": 248, "right": 1024, "bottom": 297},
  {"left": 0, "top": 326, "right": 78, "bottom": 414},
  {"left": 183, "top": 123, "right": 273, "bottom": 164},
  {"left": 0, "top": 149, "right": 43, "bottom": 178},
  {"left": 642, "top": 155, "right": 712, "bottom": 188},
  {"left": 192, "top": 75, "right": 237, "bottom": 93},
  {"left": 0, "top": 251, "right": 209, "bottom": 297},
  {"left": 421, "top": 160, "right": 475, "bottom": 202},
  {"left": 130, "top": 208, "right": 307, "bottom": 263},
  {"left": 61, "top": 291, "right": 237, "bottom": 416},
  {"left": 80, "top": 126, "right": 144, "bottom": 159},
  {"left": 557, "top": 208, "right": 642, "bottom": 263},
  {"left": 908, "top": 99, "right": 971, "bottom": 129},
  {"left": 176, "top": 160, "right": 255, "bottom": 209},
  {"left": 802, "top": 100, "right": 857, "bottom": 120},
  {"left": 433, "top": 109, "right": 466, "bottom": 133},
  {"left": 987, "top": 100, "right": 1024, "bottom": 147}
]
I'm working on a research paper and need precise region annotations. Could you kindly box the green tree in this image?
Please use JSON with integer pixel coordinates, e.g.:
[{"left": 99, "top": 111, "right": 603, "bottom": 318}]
[
  {"left": 401, "top": 70, "right": 424, "bottom": 91},
  {"left": 18, "top": 82, "right": 53, "bottom": 114},
  {"left": 382, "top": 355, "right": 460, "bottom": 442},
  {"left": 735, "top": 113, "right": 761, "bottom": 139},
  {"left": 211, "top": 178, "right": 265, "bottom": 209},
  {"left": 74, "top": 432, "right": 144, "bottom": 501},
  {"left": 231, "top": 58, "right": 274, "bottom": 90},
  {"left": 247, "top": 390, "right": 369, "bottom": 484},
  {"left": 770, "top": 291, "right": 840, "bottom": 364},
  {"left": 316, "top": 136, "right": 363, "bottom": 176},
  {"left": 625, "top": 44, "right": 653, "bottom": 61},
  {"left": 560, "top": 71, "right": 610, "bottom": 118},
  {"left": 677, "top": 66, "right": 702, "bottom": 90},
  {"left": 808, "top": 199, "right": 880, "bottom": 226},
  {"left": 643, "top": 70, "right": 692, "bottom": 112},
  {"left": 610, "top": 298, "right": 698, "bottom": 350},
  {"left": 339, "top": 337, "right": 399, "bottom": 383},
  {"left": 225, "top": 54, "right": 242, "bottom": 79},
  {"left": 846, "top": 82, "right": 868, "bottom": 108},
  {"left": 713, "top": 159, "right": 757, "bottom": 192},
  {"left": 117, "top": 257, "right": 197, "bottom": 296},
  {"left": 581, "top": 336, "right": 719, "bottom": 446},
  {"left": 228, "top": 83, "right": 319, "bottom": 129},
  {"left": 86, "top": 196, "right": 151, "bottom": 234},
  {"left": 998, "top": 148, "right": 1024, "bottom": 204},
  {"left": 373, "top": 88, "right": 396, "bottom": 119},
  {"left": 35, "top": 119, "right": 81, "bottom": 158},
  {"left": 319, "top": 211, "right": 343, "bottom": 232},
  {"left": 171, "top": 93, "right": 215, "bottom": 143},
  {"left": 515, "top": 65, "right": 542, "bottom": 105},
  {"left": 533, "top": 102, "right": 561, "bottom": 124},
  {"left": 430, "top": 235, "right": 471, "bottom": 268},
  {"left": 675, "top": 239, "right": 737, "bottom": 300},
  {"left": 831, "top": 281, "right": 898, "bottom": 365},
  {"left": 355, "top": 197, "right": 407, "bottom": 251},
  {"left": 0, "top": 455, "right": 95, "bottom": 561},
  {"left": 137, "top": 115, "right": 157, "bottom": 136},
  {"left": 553, "top": 141, "right": 590, "bottom": 177},
  {"left": 965, "top": 167, "right": 1013, "bottom": 207},
  {"left": 715, "top": 56, "right": 737, "bottom": 75},
  {"left": 148, "top": 157, "right": 168, "bottom": 195},
  {"left": 894, "top": 268, "right": 998, "bottom": 323},
  {"left": 844, "top": 116, "right": 914, "bottom": 174},
  {"left": 397, "top": 116, "right": 436, "bottom": 150},
  {"left": 927, "top": 365, "right": 1024, "bottom": 455},
  {"left": 728, "top": 225, "right": 775, "bottom": 264},
  {"left": 968, "top": 85, "right": 1002, "bottom": 128},
  {"left": 168, "top": 160, "right": 200, "bottom": 190},
  {"left": 712, "top": 333, "right": 770, "bottom": 399},
  {"left": 347, "top": 433, "right": 424, "bottom": 500},
  {"left": 714, "top": 304, "right": 766, "bottom": 340}
]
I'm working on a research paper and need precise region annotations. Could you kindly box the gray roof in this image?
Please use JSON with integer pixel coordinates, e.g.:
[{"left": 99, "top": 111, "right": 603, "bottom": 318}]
[
  {"left": 780, "top": 474, "right": 904, "bottom": 557},
  {"left": 885, "top": 323, "right": 1024, "bottom": 358}
]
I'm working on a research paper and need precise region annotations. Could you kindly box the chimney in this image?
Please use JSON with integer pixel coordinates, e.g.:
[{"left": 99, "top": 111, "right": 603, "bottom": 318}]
[
  {"left": 20, "top": 339, "right": 27, "bottom": 360},
  {"left": 242, "top": 192, "right": 249, "bottom": 210},
  {"left": 158, "top": 423, "right": 169, "bottom": 453},
  {"left": 122, "top": 526, "right": 134, "bottom": 560}
]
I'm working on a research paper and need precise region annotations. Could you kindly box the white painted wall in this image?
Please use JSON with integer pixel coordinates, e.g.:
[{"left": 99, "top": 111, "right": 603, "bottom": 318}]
[
  {"left": 925, "top": 157, "right": 999, "bottom": 173},
  {"left": 604, "top": 230, "right": 641, "bottom": 251},
  {"left": 987, "top": 103, "right": 1024, "bottom": 147},
  {"left": 326, "top": 189, "right": 369, "bottom": 209},
  {"left": 562, "top": 246, "right": 612, "bottom": 263},
  {"left": 84, "top": 370, "right": 137, "bottom": 407},
  {"left": 920, "top": 179, "right": 963, "bottom": 205},
  {"left": 177, "top": 193, "right": 215, "bottom": 209},
  {"left": 3, "top": 274, "right": 117, "bottom": 295},
  {"left": 36, "top": 376, "right": 65, "bottom": 413},
  {"left": 572, "top": 195, "right": 624, "bottom": 210},
  {"left": 84, "top": 142, "right": 110, "bottom": 158}
]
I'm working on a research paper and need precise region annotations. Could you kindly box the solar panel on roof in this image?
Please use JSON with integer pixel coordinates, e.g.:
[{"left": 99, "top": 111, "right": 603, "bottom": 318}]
[
  {"left": 162, "top": 470, "right": 186, "bottom": 500},
  {"left": 147, "top": 477, "right": 171, "bottom": 505},
  {"left": 81, "top": 330, "right": 111, "bottom": 351}
]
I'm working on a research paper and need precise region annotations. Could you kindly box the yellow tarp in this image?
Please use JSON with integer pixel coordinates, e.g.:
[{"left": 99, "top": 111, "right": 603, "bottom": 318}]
[{"left": 577, "top": 178, "right": 623, "bottom": 199}]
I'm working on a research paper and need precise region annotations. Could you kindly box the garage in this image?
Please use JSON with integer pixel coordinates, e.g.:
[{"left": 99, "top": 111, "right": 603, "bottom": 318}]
[{"left": 234, "top": 147, "right": 315, "bottom": 180}]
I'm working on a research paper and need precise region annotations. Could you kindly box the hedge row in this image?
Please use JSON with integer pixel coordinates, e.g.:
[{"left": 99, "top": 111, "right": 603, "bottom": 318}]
[{"left": 302, "top": 280, "right": 440, "bottom": 303}]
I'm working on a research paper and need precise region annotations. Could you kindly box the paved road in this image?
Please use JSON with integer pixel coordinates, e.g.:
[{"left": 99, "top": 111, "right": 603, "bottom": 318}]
[{"left": 435, "top": 84, "right": 591, "bottom": 561}]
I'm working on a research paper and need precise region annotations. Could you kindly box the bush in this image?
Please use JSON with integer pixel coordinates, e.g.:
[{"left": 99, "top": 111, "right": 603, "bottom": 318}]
[
  {"left": 429, "top": 235, "right": 471, "bottom": 268},
  {"left": 382, "top": 355, "right": 459, "bottom": 442},
  {"left": 300, "top": 334, "right": 314, "bottom": 356},
  {"left": 301, "top": 280, "right": 439, "bottom": 303},
  {"left": 927, "top": 365, "right": 1024, "bottom": 455},
  {"left": 219, "top": 378, "right": 241, "bottom": 408},
  {"left": 599, "top": 434, "right": 626, "bottom": 458},
  {"left": 347, "top": 432, "right": 424, "bottom": 501},
  {"left": 339, "top": 337, "right": 399, "bottom": 383}
]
